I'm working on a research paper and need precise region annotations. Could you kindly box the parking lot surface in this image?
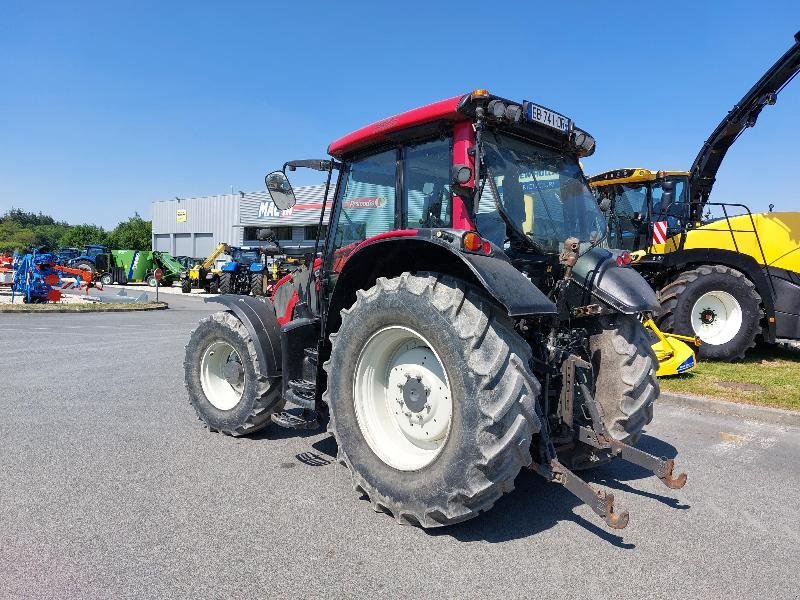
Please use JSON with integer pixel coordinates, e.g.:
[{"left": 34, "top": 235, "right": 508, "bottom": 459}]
[{"left": 1, "top": 295, "right": 798, "bottom": 599}]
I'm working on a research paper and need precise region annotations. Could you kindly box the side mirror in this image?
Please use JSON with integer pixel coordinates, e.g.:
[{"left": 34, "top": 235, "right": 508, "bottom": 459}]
[{"left": 265, "top": 171, "right": 297, "bottom": 210}]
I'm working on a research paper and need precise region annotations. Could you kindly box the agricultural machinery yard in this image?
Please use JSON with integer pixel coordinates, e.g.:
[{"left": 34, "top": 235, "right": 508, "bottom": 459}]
[{"left": 0, "top": 293, "right": 797, "bottom": 598}]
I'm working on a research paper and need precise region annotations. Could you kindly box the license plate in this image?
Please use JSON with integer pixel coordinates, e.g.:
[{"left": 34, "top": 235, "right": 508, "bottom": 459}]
[{"left": 526, "top": 102, "right": 571, "bottom": 132}]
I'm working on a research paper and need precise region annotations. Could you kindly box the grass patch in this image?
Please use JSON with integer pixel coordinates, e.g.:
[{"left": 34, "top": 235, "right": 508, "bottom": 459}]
[
  {"left": 0, "top": 301, "right": 167, "bottom": 312},
  {"left": 660, "top": 344, "right": 800, "bottom": 411}
]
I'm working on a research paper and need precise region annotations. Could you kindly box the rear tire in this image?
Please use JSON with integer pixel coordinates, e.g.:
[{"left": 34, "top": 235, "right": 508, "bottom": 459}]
[
  {"left": 72, "top": 259, "right": 95, "bottom": 275},
  {"left": 208, "top": 277, "right": 220, "bottom": 294},
  {"left": 250, "top": 272, "right": 265, "bottom": 296},
  {"left": 219, "top": 273, "right": 232, "bottom": 294},
  {"left": 184, "top": 311, "right": 282, "bottom": 436},
  {"left": 658, "top": 265, "right": 761, "bottom": 361},
  {"left": 181, "top": 278, "right": 192, "bottom": 293},
  {"left": 99, "top": 272, "right": 114, "bottom": 285},
  {"left": 324, "top": 273, "right": 541, "bottom": 528},
  {"left": 146, "top": 274, "right": 159, "bottom": 287}
]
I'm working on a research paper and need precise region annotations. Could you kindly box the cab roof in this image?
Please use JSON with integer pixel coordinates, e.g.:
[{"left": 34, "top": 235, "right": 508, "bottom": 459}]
[
  {"left": 327, "top": 95, "right": 467, "bottom": 158},
  {"left": 588, "top": 168, "right": 690, "bottom": 187}
]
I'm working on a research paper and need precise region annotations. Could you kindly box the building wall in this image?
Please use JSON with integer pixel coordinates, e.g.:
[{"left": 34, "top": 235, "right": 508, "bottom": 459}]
[
  {"left": 151, "top": 184, "right": 332, "bottom": 259},
  {"left": 152, "top": 194, "right": 240, "bottom": 258}
]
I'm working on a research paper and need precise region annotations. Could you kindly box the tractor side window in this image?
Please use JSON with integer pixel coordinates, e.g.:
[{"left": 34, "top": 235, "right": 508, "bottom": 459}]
[
  {"left": 330, "top": 149, "right": 397, "bottom": 268},
  {"left": 403, "top": 138, "right": 452, "bottom": 228},
  {"left": 611, "top": 184, "right": 649, "bottom": 250}
]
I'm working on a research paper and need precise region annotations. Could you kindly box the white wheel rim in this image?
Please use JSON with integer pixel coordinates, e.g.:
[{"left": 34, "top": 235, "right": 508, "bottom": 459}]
[
  {"left": 353, "top": 326, "right": 452, "bottom": 471},
  {"left": 200, "top": 340, "right": 245, "bottom": 410},
  {"left": 690, "top": 290, "right": 742, "bottom": 345}
]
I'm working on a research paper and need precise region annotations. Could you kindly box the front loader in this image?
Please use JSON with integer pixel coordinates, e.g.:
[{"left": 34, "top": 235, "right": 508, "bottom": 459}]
[{"left": 184, "top": 90, "right": 686, "bottom": 531}]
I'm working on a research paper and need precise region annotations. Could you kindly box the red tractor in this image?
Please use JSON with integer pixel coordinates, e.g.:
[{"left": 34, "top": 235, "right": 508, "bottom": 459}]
[{"left": 184, "top": 90, "right": 686, "bottom": 530}]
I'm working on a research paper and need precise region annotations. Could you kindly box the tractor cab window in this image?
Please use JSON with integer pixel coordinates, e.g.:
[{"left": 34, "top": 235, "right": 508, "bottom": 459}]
[
  {"left": 605, "top": 183, "right": 649, "bottom": 250},
  {"left": 651, "top": 177, "right": 689, "bottom": 233},
  {"left": 328, "top": 148, "right": 397, "bottom": 271},
  {"left": 403, "top": 138, "right": 452, "bottom": 228}
]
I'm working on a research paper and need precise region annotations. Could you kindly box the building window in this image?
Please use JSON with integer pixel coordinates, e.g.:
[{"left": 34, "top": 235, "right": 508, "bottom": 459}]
[
  {"left": 244, "top": 226, "right": 293, "bottom": 241},
  {"left": 304, "top": 224, "right": 328, "bottom": 240}
]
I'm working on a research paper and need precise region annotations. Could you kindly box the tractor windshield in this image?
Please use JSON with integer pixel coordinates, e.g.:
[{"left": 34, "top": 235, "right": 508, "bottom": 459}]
[
  {"left": 478, "top": 132, "right": 606, "bottom": 253},
  {"left": 232, "top": 249, "right": 261, "bottom": 265}
]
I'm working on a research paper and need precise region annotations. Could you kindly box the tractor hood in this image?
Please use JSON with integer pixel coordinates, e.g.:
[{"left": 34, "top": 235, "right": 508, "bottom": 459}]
[{"left": 571, "top": 247, "right": 659, "bottom": 314}]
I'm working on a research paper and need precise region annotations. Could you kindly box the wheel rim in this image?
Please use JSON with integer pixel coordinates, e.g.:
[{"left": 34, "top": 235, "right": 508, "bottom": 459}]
[
  {"left": 353, "top": 326, "right": 452, "bottom": 471},
  {"left": 200, "top": 340, "right": 245, "bottom": 410},
  {"left": 690, "top": 290, "right": 742, "bottom": 345}
]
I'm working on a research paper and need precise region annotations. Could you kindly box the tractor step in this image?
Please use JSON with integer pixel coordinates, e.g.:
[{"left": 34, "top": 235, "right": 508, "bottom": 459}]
[{"left": 271, "top": 408, "right": 321, "bottom": 430}]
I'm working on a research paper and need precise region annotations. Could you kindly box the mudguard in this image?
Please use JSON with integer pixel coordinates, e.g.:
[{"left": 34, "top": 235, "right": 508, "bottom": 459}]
[
  {"left": 205, "top": 295, "right": 282, "bottom": 377},
  {"left": 331, "top": 234, "right": 557, "bottom": 319},
  {"left": 221, "top": 261, "right": 238, "bottom": 272},
  {"left": 572, "top": 247, "right": 660, "bottom": 314},
  {"left": 249, "top": 263, "right": 266, "bottom": 273}
]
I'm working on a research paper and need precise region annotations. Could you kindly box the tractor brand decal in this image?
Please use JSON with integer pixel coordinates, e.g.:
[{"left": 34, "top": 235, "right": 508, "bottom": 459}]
[
  {"left": 176, "top": 209, "right": 187, "bottom": 223},
  {"left": 676, "top": 355, "right": 695, "bottom": 373},
  {"left": 128, "top": 251, "right": 140, "bottom": 281},
  {"left": 652, "top": 220, "right": 668, "bottom": 245},
  {"left": 343, "top": 197, "right": 386, "bottom": 209}
]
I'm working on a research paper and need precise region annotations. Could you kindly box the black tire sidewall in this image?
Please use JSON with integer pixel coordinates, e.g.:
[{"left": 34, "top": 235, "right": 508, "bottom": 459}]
[
  {"left": 184, "top": 315, "right": 266, "bottom": 432},
  {"left": 672, "top": 271, "right": 760, "bottom": 360},
  {"left": 329, "top": 287, "right": 492, "bottom": 507}
]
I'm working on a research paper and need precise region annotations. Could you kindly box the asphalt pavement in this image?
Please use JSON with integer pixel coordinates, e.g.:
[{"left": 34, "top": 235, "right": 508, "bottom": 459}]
[{"left": 1, "top": 294, "right": 798, "bottom": 599}]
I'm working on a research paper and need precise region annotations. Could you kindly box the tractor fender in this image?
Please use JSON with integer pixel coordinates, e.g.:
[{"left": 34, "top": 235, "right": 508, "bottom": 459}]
[
  {"left": 572, "top": 247, "right": 660, "bottom": 314},
  {"left": 326, "top": 235, "right": 556, "bottom": 335},
  {"left": 221, "top": 261, "right": 238, "bottom": 272},
  {"left": 250, "top": 263, "right": 266, "bottom": 273},
  {"left": 205, "top": 295, "right": 282, "bottom": 377}
]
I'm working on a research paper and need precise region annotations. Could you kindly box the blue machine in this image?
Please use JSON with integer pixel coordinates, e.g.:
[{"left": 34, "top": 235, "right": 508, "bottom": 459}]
[
  {"left": 219, "top": 246, "right": 267, "bottom": 295},
  {"left": 12, "top": 251, "right": 63, "bottom": 303}
]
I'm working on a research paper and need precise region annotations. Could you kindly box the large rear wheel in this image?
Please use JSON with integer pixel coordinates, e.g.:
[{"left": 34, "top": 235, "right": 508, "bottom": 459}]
[
  {"left": 658, "top": 265, "right": 761, "bottom": 361},
  {"left": 324, "top": 273, "right": 541, "bottom": 528},
  {"left": 184, "top": 311, "right": 282, "bottom": 435}
]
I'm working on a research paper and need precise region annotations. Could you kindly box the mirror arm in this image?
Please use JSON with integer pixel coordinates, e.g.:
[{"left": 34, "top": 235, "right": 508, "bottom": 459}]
[{"left": 283, "top": 159, "right": 341, "bottom": 173}]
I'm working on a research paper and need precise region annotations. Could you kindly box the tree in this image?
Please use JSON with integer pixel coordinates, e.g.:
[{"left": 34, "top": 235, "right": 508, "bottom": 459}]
[
  {"left": 59, "top": 224, "right": 109, "bottom": 249},
  {"left": 109, "top": 213, "right": 152, "bottom": 250},
  {"left": 0, "top": 220, "right": 37, "bottom": 251}
]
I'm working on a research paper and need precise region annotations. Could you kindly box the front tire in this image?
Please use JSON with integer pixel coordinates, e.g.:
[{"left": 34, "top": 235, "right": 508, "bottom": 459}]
[
  {"left": 658, "top": 265, "right": 761, "bottom": 361},
  {"left": 561, "top": 315, "right": 659, "bottom": 470},
  {"left": 324, "top": 273, "right": 541, "bottom": 528},
  {"left": 219, "top": 273, "right": 232, "bottom": 294},
  {"left": 99, "top": 272, "right": 114, "bottom": 285},
  {"left": 184, "top": 311, "right": 282, "bottom": 435},
  {"left": 181, "top": 278, "right": 192, "bottom": 293},
  {"left": 250, "top": 272, "right": 265, "bottom": 296}
]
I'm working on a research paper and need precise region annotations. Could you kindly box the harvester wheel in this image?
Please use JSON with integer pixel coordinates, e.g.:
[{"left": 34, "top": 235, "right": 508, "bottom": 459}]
[
  {"left": 562, "top": 315, "right": 659, "bottom": 470},
  {"left": 181, "top": 279, "right": 192, "bottom": 293},
  {"left": 658, "top": 265, "right": 761, "bottom": 361},
  {"left": 324, "top": 273, "right": 541, "bottom": 528},
  {"left": 184, "top": 310, "right": 282, "bottom": 436},
  {"left": 219, "top": 273, "right": 232, "bottom": 294},
  {"left": 250, "top": 273, "right": 265, "bottom": 296},
  {"left": 146, "top": 274, "right": 159, "bottom": 287}
]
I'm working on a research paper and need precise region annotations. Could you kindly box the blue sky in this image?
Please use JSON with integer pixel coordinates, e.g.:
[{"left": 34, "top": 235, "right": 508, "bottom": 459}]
[{"left": 1, "top": 1, "right": 798, "bottom": 227}]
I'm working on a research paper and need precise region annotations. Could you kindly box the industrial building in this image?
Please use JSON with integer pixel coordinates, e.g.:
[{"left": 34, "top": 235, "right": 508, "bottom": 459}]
[{"left": 151, "top": 184, "right": 331, "bottom": 259}]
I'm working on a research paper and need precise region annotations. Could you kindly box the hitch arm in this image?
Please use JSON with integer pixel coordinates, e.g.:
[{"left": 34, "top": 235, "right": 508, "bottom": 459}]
[
  {"left": 578, "top": 384, "right": 687, "bottom": 490},
  {"left": 532, "top": 460, "right": 630, "bottom": 530}
]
